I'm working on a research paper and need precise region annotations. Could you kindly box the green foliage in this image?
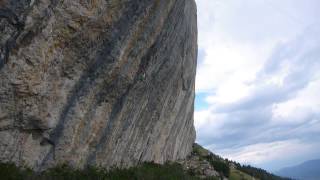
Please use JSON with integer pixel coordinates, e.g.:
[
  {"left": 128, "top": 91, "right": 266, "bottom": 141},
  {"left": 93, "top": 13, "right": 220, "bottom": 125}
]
[
  {"left": 0, "top": 163, "right": 33, "bottom": 180},
  {"left": 193, "top": 143, "right": 210, "bottom": 157},
  {"left": 192, "top": 144, "right": 290, "bottom": 180},
  {"left": 205, "top": 154, "right": 230, "bottom": 177},
  {"left": 209, "top": 158, "right": 230, "bottom": 177},
  {"left": 229, "top": 168, "right": 255, "bottom": 180},
  {"left": 0, "top": 143, "right": 291, "bottom": 180},
  {"left": 0, "top": 162, "right": 209, "bottom": 180},
  {"left": 192, "top": 144, "right": 230, "bottom": 178},
  {"left": 226, "top": 160, "right": 292, "bottom": 180}
]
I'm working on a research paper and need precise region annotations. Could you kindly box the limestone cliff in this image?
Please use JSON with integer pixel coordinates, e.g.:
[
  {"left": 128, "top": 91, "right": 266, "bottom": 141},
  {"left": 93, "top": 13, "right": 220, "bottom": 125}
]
[{"left": 0, "top": 0, "right": 197, "bottom": 170}]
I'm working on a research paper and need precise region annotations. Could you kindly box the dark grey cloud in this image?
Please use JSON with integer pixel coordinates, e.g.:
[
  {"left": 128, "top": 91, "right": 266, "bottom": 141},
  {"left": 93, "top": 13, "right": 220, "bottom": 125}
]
[
  {"left": 197, "top": 107, "right": 273, "bottom": 148},
  {"left": 197, "top": 110, "right": 320, "bottom": 154}
]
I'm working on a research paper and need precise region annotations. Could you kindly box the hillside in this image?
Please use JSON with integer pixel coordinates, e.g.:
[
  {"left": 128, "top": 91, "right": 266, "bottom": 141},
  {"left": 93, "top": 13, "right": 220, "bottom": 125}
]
[
  {"left": 276, "top": 159, "right": 320, "bottom": 180},
  {"left": 181, "top": 143, "right": 291, "bottom": 180},
  {"left": 0, "top": 143, "right": 291, "bottom": 180}
]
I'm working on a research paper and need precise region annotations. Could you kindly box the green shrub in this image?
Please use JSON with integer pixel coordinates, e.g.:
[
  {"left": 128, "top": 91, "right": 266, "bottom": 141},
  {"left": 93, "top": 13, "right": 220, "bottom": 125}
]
[
  {"left": 192, "top": 143, "right": 230, "bottom": 178},
  {"left": 225, "top": 160, "right": 291, "bottom": 180},
  {"left": 0, "top": 162, "right": 205, "bottom": 180},
  {"left": 206, "top": 158, "right": 230, "bottom": 178},
  {"left": 0, "top": 163, "right": 33, "bottom": 180}
]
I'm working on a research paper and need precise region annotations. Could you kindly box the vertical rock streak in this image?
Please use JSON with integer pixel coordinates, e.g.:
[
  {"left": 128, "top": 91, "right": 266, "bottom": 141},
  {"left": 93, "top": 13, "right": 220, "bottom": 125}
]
[{"left": 0, "top": 0, "right": 197, "bottom": 170}]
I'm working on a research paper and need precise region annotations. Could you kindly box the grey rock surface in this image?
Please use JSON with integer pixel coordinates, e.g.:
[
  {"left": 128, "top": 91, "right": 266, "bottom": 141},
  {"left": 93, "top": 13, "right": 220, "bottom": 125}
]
[
  {"left": 0, "top": 0, "right": 197, "bottom": 170},
  {"left": 179, "top": 155, "right": 220, "bottom": 179}
]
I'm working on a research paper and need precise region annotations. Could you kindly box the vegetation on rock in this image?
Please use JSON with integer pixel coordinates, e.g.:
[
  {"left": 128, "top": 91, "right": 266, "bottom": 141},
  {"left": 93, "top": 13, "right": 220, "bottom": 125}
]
[
  {"left": 0, "top": 145, "right": 292, "bottom": 180},
  {"left": 0, "top": 162, "right": 218, "bottom": 180},
  {"left": 189, "top": 143, "right": 292, "bottom": 180}
]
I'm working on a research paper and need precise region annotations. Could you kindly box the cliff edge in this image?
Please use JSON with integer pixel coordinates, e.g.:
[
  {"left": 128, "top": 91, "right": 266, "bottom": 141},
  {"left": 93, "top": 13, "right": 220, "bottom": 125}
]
[{"left": 0, "top": 0, "right": 197, "bottom": 170}]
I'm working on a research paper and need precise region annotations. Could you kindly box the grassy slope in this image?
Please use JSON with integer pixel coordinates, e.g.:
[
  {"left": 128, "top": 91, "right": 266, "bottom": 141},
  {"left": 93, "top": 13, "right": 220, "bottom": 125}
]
[{"left": 230, "top": 168, "right": 256, "bottom": 180}]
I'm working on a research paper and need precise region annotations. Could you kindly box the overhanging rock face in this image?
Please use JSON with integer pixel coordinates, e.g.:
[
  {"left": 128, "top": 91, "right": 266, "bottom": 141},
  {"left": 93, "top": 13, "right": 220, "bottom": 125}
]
[{"left": 0, "top": 0, "right": 197, "bottom": 170}]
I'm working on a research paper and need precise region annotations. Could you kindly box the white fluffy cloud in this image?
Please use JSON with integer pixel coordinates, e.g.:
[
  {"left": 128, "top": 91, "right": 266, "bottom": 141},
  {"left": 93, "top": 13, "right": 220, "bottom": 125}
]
[
  {"left": 216, "top": 139, "right": 320, "bottom": 171},
  {"left": 195, "top": 0, "right": 320, "bottom": 171}
]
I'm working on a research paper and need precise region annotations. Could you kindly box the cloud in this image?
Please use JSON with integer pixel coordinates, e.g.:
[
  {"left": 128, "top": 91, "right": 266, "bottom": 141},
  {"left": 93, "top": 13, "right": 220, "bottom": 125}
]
[
  {"left": 195, "top": 0, "right": 320, "bottom": 171},
  {"left": 215, "top": 139, "right": 320, "bottom": 171},
  {"left": 211, "top": 26, "right": 320, "bottom": 112}
]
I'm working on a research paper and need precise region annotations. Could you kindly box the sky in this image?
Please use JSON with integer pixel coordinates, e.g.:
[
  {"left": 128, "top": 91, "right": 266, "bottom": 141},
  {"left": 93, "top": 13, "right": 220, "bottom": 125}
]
[{"left": 194, "top": 0, "right": 320, "bottom": 172}]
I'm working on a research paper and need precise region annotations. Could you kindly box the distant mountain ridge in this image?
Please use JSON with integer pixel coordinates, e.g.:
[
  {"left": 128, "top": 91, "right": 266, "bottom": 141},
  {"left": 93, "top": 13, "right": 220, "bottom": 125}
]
[{"left": 276, "top": 159, "right": 320, "bottom": 180}]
